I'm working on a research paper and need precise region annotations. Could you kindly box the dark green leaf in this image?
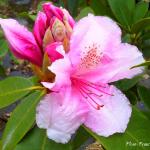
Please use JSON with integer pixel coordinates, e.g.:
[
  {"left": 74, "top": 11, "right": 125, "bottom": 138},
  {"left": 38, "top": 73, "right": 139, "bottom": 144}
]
[
  {"left": 137, "top": 85, "right": 150, "bottom": 109},
  {"left": 76, "top": 7, "right": 94, "bottom": 21},
  {"left": 141, "top": 32, "right": 150, "bottom": 40},
  {"left": 114, "top": 76, "right": 141, "bottom": 91},
  {"left": 84, "top": 107, "right": 150, "bottom": 150},
  {"left": 0, "top": 39, "right": 8, "bottom": 58},
  {"left": 107, "top": 0, "right": 135, "bottom": 28},
  {"left": 67, "top": 0, "right": 79, "bottom": 17},
  {"left": 131, "top": 17, "right": 150, "bottom": 33},
  {"left": 15, "top": 126, "right": 72, "bottom": 150},
  {"left": 90, "top": 0, "right": 114, "bottom": 17},
  {"left": 125, "top": 91, "right": 138, "bottom": 105},
  {"left": 130, "top": 61, "right": 150, "bottom": 69},
  {"left": 0, "top": 77, "right": 33, "bottom": 108},
  {"left": 133, "top": 1, "right": 149, "bottom": 23},
  {"left": 72, "top": 126, "right": 91, "bottom": 150},
  {"left": 0, "top": 65, "right": 6, "bottom": 77},
  {"left": 2, "top": 91, "right": 45, "bottom": 150}
]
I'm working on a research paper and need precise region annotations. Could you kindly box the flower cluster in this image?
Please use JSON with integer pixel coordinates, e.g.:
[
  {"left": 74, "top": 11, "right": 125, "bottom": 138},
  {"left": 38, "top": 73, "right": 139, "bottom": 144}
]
[{"left": 0, "top": 2, "right": 144, "bottom": 144}]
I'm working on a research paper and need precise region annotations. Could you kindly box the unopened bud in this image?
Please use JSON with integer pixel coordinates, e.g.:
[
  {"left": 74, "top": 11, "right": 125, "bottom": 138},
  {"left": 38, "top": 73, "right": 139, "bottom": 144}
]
[{"left": 51, "top": 18, "right": 66, "bottom": 42}]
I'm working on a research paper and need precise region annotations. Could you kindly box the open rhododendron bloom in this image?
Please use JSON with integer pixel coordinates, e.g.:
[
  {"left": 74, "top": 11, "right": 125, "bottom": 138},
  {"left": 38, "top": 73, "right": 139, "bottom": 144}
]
[
  {"left": 0, "top": 2, "right": 74, "bottom": 67},
  {"left": 36, "top": 14, "right": 145, "bottom": 143}
]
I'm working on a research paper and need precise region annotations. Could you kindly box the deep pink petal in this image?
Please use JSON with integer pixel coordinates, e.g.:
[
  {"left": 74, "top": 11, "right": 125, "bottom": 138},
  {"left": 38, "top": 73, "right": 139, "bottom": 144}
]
[
  {"left": 61, "top": 8, "right": 75, "bottom": 27},
  {"left": 0, "top": 18, "right": 42, "bottom": 66},
  {"left": 36, "top": 88, "right": 88, "bottom": 143},
  {"left": 33, "top": 11, "right": 47, "bottom": 47},
  {"left": 45, "top": 42, "right": 64, "bottom": 62},
  {"left": 84, "top": 85, "right": 132, "bottom": 137},
  {"left": 42, "top": 2, "right": 63, "bottom": 22}
]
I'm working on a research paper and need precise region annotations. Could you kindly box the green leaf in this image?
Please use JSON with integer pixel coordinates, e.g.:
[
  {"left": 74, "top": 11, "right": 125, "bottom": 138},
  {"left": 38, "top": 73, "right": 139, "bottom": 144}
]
[
  {"left": 114, "top": 76, "right": 141, "bottom": 91},
  {"left": 107, "top": 0, "right": 135, "bottom": 28},
  {"left": 133, "top": 1, "right": 149, "bottom": 23},
  {"left": 84, "top": 107, "right": 150, "bottom": 150},
  {"left": 76, "top": 7, "right": 94, "bottom": 21},
  {"left": 67, "top": 0, "right": 79, "bottom": 17},
  {"left": 141, "top": 32, "right": 150, "bottom": 40},
  {"left": 131, "top": 17, "right": 150, "bottom": 33},
  {"left": 130, "top": 61, "right": 150, "bottom": 69},
  {"left": 125, "top": 91, "right": 138, "bottom": 105},
  {"left": 15, "top": 126, "right": 72, "bottom": 150},
  {"left": 0, "top": 39, "right": 8, "bottom": 58},
  {"left": 28, "top": 76, "right": 39, "bottom": 85},
  {"left": 0, "top": 65, "right": 6, "bottom": 77},
  {"left": 0, "top": 77, "right": 33, "bottom": 108},
  {"left": 72, "top": 126, "right": 91, "bottom": 150},
  {"left": 2, "top": 91, "right": 45, "bottom": 150},
  {"left": 90, "top": 0, "right": 114, "bottom": 17},
  {"left": 137, "top": 85, "right": 150, "bottom": 109}
]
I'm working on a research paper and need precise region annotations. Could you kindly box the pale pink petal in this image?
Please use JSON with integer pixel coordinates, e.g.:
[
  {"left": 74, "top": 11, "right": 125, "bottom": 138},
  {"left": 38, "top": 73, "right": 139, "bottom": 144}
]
[
  {"left": 33, "top": 11, "right": 47, "bottom": 47},
  {"left": 45, "top": 42, "right": 64, "bottom": 62},
  {"left": 81, "top": 43, "right": 144, "bottom": 83},
  {"left": 48, "top": 55, "right": 72, "bottom": 90},
  {"left": 69, "top": 14, "right": 121, "bottom": 71},
  {"left": 36, "top": 88, "right": 88, "bottom": 143},
  {"left": 41, "top": 82, "right": 55, "bottom": 90},
  {"left": 84, "top": 86, "right": 132, "bottom": 137},
  {"left": 0, "top": 18, "right": 42, "bottom": 66}
]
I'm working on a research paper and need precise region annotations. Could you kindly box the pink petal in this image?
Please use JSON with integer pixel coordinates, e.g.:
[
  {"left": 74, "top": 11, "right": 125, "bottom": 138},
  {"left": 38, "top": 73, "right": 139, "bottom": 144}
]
[
  {"left": 84, "top": 85, "right": 132, "bottom": 137},
  {"left": 41, "top": 82, "right": 55, "bottom": 89},
  {"left": 36, "top": 88, "right": 88, "bottom": 143},
  {"left": 42, "top": 2, "right": 63, "bottom": 22},
  {"left": 33, "top": 11, "right": 47, "bottom": 47},
  {"left": 82, "top": 43, "right": 144, "bottom": 83},
  {"left": 48, "top": 54, "right": 72, "bottom": 91},
  {"left": 61, "top": 8, "right": 75, "bottom": 28},
  {"left": 0, "top": 18, "right": 42, "bottom": 66},
  {"left": 69, "top": 14, "right": 121, "bottom": 71},
  {"left": 45, "top": 42, "right": 64, "bottom": 62}
]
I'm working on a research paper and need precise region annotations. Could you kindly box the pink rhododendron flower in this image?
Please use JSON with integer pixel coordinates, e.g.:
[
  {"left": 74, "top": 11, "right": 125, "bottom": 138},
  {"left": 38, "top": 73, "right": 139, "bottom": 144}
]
[
  {"left": 36, "top": 14, "right": 145, "bottom": 143},
  {"left": 0, "top": 2, "right": 74, "bottom": 66}
]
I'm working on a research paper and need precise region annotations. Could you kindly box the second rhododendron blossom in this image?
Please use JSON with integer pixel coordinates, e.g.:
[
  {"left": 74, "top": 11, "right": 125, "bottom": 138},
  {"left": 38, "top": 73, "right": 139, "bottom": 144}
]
[{"left": 36, "top": 14, "right": 144, "bottom": 143}]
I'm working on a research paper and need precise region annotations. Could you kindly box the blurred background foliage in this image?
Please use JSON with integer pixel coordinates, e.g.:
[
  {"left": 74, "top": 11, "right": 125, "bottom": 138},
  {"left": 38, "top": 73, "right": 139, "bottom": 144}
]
[{"left": 0, "top": 0, "right": 150, "bottom": 150}]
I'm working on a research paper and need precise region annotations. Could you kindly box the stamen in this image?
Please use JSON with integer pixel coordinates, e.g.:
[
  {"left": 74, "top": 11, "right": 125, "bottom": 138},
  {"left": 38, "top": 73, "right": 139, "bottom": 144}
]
[
  {"left": 71, "top": 77, "right": 111, "bottom": 110},
  {"left": 79, "top": 79, "right": 113, "bottom": 96}
]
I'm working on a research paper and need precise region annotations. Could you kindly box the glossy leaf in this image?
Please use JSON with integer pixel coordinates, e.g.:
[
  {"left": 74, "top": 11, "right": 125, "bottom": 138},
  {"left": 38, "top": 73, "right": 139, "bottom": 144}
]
[
  {"left": 90, "top": 0, "right": 114, "bottom": 17},
  {"left": 72, "top": 126, "right": 91, "bottom": 150},
  {"left": 0, "top": 77, "right": 33, "bottom": 108},
  {"left": 84, "top": 107, "right": 150, "bottom": 150},
  {"left": 1, "top": 91, "right": 45, "bottom": 150},
  {"left": 15, "top": 126, "right": 72, "bottom": 150},
  {"left": 107, "top": 0, "right": 135, "bottom": 28},
  {"left": 0, "top": 39, "right": 8, "bottom": 58},
  {"left": 137, "top": 85, "right": 150, "bottom": 109},
  {"left": 0, "top": 65, "right": 6, "bottom": 77},
  {"left": 125, "top": 91, "right": 138, "bottom": 105},
  {"left": 114, "top": 76, "right": 141, "bottom": 91},
  {"left": 76, "top": 7, "right": 94, "bottom": 21},
  {"left": 67, "top": 0, "right": 79, "bottom": 17},
  {"left": 131, "top": 17, "right": 150, "bottom": 33},
  {"left": 133, "top": 1, "right": 149, "bottom": 23}
]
